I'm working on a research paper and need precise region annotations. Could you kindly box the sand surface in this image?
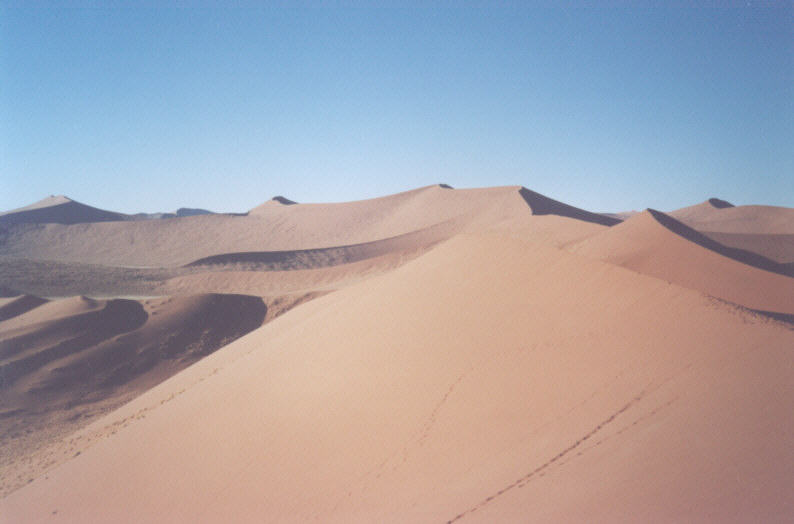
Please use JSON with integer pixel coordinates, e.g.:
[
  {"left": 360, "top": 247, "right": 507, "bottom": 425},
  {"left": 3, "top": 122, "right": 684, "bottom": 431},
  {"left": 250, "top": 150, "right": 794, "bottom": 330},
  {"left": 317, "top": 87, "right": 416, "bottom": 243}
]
[{"left": 0, "top": 185, "right": 792, "bottom": 522}]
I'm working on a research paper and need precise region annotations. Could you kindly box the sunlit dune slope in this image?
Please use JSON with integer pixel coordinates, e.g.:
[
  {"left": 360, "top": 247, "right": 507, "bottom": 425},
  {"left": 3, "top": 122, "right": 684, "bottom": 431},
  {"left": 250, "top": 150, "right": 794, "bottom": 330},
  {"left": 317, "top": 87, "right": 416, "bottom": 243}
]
[
  {"left": 3, "top": 230, "right": 791, "bottom": 522},
  {"left": 569, "top": 209, "right": 794, "bottom": 315}
]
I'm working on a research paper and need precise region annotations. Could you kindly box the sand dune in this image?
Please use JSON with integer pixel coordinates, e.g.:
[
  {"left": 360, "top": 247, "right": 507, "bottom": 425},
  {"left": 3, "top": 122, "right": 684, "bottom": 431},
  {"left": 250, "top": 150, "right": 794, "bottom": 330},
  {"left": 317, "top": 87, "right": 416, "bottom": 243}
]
[
  {"left": 0, "top": 294, "right": 269, "bottom": 497},
  {"left": 668, "top": 200, "right": 794, "bottom": 263},
  {"left": 0, "top": 295, "right": 48, "bottom": 322},
  {"left": 569, "top": 209, "right": 794, "bottom": 315},
  {"left": 2, "top": 230, "right": 791, "bottom": 522},
  {"left": 0, "top": 185, "right": 609, "bottom": 267},
  {"left": 0, "top": 196, "right": 128, "bottom": 225},
  {"left": 0, "top": 185, "right": 792, "bottom": 521},
  {"left": 671, "top": 199, "right": 794, "bottom": 234}
]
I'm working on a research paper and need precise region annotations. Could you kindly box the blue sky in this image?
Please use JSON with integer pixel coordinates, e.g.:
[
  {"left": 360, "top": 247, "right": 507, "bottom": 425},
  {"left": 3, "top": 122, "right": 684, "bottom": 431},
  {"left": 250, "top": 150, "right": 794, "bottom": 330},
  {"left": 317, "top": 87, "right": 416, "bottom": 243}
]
[{"left": 1, "top": 4, "right": 792, "bottom": 213}]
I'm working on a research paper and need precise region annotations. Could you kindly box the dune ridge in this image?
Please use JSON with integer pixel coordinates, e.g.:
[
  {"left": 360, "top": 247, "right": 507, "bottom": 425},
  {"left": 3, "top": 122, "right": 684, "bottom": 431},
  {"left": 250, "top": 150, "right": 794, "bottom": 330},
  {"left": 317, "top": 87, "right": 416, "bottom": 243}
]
[
  {"left": 569, "top": 209, "right": 794, "bottom": 315},
  {"left": 2, "top": 231, "right": 791, "bottom": 521},
  {"left": 0, "top": 185, "right": 609, "bottom": 267}
]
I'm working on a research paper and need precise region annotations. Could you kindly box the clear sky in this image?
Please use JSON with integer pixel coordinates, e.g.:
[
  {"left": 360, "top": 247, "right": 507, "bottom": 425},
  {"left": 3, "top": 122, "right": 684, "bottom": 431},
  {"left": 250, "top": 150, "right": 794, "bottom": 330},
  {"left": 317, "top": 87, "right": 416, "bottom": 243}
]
[{"left": 1, "top": 3, "right": 792, "bottom": 214}]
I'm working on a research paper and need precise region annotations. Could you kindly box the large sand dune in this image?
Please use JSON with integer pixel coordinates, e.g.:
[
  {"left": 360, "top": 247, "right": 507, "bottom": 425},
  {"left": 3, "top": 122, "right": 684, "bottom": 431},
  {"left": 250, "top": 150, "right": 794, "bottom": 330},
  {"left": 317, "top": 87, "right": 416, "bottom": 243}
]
[
  {"left": 2, "top": 230, "right": 791, "bottom": 522},
  {"left": 0, "top": 184, "right": 792, "bottom": 521}
]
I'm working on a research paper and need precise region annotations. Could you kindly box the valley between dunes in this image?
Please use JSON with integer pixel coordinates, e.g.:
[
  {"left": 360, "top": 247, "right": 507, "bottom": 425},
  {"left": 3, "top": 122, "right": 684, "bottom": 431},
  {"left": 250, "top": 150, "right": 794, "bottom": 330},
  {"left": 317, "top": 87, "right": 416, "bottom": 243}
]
[{"left": 1, "top": 185, "right": 792, "bottom": 522}]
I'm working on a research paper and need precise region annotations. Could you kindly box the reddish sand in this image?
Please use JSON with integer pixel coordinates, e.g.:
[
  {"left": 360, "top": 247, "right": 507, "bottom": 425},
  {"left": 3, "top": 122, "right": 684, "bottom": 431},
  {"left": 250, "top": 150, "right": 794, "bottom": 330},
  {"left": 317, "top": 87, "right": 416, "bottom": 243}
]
[
  {"left": 2, "top": 230, "right": 792, "bottom": 522},
  {"left": 570, "top": 210, "right": 794, "bottom": 314},
  {"left": 0, "top": 185, "right": 792, "bottom": 522}
]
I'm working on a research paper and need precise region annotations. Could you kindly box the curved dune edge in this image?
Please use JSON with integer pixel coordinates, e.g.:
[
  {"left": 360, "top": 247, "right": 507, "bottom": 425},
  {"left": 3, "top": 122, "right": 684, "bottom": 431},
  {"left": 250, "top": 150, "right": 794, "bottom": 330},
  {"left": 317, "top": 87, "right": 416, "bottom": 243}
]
[
  {"left": 670, "top": 199, "right": 794, "bottom": 235},
  {"left": 569, "top": 209, "right": 794, "bottom": 315},
  {"left": 1, "top": 232, "right": 792, "bottom": 521}
]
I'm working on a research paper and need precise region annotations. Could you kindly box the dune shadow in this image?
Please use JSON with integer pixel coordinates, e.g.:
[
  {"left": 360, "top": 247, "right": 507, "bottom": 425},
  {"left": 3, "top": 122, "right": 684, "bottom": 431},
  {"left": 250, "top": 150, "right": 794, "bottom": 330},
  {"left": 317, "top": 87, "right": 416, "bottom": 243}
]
[
  {"left": 519, "top": 188, "right": 621, "bottom": 227},
  {"left": 707, "top": 198, "right": 734, "bottom": 209},
  {"left": 270, "top": 196, "right": 297, "bottom": 205},
  {"left": 750, "top": 309, "right": 794, "bottom": 327},
  {"left": 0, "top": 300, "right": 148, "bottom": 389},
  {"left": 0, "top": 202, "right": 124, "bottom": 225},
  {"left": 648, "top": 209, "right": 794, "bottom": 278},
  {"left": 0, "top": 295, "right": 48, "bottom": 322}
]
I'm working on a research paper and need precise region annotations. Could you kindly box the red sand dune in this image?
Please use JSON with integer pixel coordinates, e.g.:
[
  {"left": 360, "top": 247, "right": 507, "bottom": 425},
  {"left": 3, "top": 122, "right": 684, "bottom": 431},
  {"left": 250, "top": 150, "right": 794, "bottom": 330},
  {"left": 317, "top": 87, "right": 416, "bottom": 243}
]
[
  {"left": 0, "top": 185, "right": 792, "bottom": 522},
  {"left": 2, "top": 231, "right": 791, "bottom": 522},
  {"left": 570, "top": 209, "right": 794, "bottom": 315}
]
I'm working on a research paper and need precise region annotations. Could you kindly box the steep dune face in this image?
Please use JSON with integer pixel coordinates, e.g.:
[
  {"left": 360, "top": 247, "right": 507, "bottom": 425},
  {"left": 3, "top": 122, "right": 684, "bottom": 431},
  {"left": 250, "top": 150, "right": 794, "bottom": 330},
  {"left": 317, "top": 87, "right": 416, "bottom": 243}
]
[
  {"left": 518, "top": 187, "right": 621, "bottom": 226},
  {"left": 569, "top": 210, "right": 794, "bottom": 315},
  {"left": 0, "top": 294, "right": 268, "bottom": 496},
  {"left": 2, "top": 232, "right": 791, "bottom": 522},
  {"left": 0, "top": 196, "right": 128, "bottom": 225}
]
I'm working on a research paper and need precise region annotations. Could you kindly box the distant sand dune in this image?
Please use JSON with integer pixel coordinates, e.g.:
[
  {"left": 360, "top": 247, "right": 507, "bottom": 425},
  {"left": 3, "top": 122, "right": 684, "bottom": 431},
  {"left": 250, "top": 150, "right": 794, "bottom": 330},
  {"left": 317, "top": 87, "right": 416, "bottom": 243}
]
[
  {"left": 570, "top": 209, "right": 794, "bottom": 314},
  {"left": 0, "top": 196, "right": 127, "bottom": 225},
  {"left": 0, "top": 185, "right": 611, "bottom": 267},
  {"left": 671, "top": 199, "right": 794, "bottom": 234}
]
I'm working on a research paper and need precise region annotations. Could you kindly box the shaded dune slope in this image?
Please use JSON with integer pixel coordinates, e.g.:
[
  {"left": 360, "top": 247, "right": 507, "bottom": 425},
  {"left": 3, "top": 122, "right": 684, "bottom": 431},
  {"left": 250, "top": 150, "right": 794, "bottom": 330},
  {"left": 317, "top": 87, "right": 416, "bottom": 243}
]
[
  {"left": 0, "top": 294, "right": 268, "bottom": 496},
  {"left": 569, "top": 210, "right": 794, "bottom": 314},
  {"left": 669, "top": 199, "right": 794, "bottom": 263},
  {"left": 518, "top": 187, "right": 621, "bottom": 226},
  {"left": 698, "top": 231, "right": 794, "bottom": 264},
  {"left": 2, "top": 232, "right": 791, "bottom": 521},
  {"left": 671, "top": 199, "right": 794, "bottom": 234},
  {"left": 649, "top": 209, "right": 793, "bottom": 277},
  {"left": 0, "top": 196, "right": 127, "bottom": 225},
  {"left": 184, "top": 220, "right": 458, "bottom": 270},
  {"left": 0, "top": 296, "right": 48, "bottom": 322}
]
